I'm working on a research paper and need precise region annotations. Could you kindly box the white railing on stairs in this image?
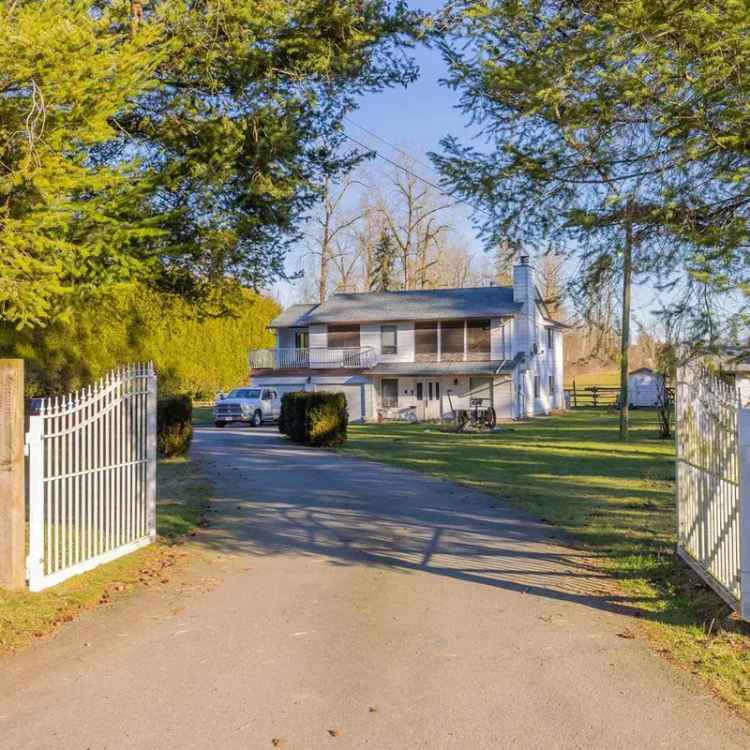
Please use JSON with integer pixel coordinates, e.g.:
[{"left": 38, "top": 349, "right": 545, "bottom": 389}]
[{"left": 26, "top": 363, "right": 157, "bottom": 592}]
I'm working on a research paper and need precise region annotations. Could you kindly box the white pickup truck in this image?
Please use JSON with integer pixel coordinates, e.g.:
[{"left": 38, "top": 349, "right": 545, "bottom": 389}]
[{"left": 213, "top": 387, "right": 281, "bottom": 427}]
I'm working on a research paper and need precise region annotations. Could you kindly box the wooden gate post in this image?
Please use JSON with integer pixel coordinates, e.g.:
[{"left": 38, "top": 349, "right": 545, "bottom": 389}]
[
  {"left": 0, "top": 359, "right": 25, "bottom": 590},
  {"left": 739, "top": 407, "right": 750, "bottom": 621}
]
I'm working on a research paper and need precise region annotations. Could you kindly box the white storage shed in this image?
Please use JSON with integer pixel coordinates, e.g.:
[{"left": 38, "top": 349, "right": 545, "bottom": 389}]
[{"left": 628, "top": 367, "right": 664, "bottom": 408}]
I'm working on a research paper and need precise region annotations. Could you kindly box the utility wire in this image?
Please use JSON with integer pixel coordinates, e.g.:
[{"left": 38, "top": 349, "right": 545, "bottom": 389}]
[
  {"left": 344, "top": 116, "right": 437, "bottom": 174},
  {"left": 340, "top": 129, "right": 492, "bottom": 218}
]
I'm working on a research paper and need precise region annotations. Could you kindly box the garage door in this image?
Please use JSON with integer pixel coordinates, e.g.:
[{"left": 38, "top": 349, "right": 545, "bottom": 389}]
[{"left": 315, "top": 384, "right": 364, "bottom": 422}]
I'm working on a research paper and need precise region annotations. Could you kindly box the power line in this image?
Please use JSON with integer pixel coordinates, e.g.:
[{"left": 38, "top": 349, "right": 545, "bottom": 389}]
[
  {"left": 340, "top": 129, "right": 491, "bottom": 218},
  {"left": 344, "top": 116, "right": 436, "bottom": 174}
]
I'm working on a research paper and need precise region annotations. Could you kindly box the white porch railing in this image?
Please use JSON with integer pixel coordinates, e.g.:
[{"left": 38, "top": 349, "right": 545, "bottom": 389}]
[
  {"left": 26, "top": 363, "right": 157, "bottom": 592},
  {"left": 249, "top": 347, "right": 376, "bottom": 369}
]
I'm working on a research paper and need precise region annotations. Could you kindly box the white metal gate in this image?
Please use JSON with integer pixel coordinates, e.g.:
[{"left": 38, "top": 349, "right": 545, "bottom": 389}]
[
  {"left": 26, "top": 363, "right": 157, "bottom": 592},
  {"left": 675, "top": 363, "right": 750, "bottom": 619}
]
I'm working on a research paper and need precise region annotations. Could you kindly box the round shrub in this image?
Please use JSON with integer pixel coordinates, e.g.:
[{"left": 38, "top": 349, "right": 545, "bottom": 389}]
[{"left": 158, "top": 394, "right": 193, "bottom": 457}]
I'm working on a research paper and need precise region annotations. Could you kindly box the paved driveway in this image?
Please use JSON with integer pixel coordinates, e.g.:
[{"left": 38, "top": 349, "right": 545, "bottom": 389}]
[{"left": 1, "top": 426, "right": 749, "bottom": 749}]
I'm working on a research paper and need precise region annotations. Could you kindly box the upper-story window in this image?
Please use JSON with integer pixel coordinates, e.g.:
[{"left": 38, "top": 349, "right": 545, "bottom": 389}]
[
  {"left": 547, "top": 327, "right": 554, "bottom": 351},
  {"left": 467, "top": 319, "right": 491, "bottom": 361},
  {"left": 295, "top": 330, "right": 309, "bottom": 349},
  {"left": 381, "top": 325, "right": 398, "bottom": 355},
  {"left": 415, "top": 321, "right": 437, "bottom": 362},
  {"left": 441, "top": 320, "right": 464, "bottom": 362},
  {"left": 328, "top": 324, "right": 360, "bottom": 349}
]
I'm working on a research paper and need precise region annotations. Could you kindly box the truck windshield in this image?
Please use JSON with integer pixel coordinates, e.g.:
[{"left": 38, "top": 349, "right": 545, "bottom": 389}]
[{"left": 227, "top": 388, "right": 261, "bottom": 399}]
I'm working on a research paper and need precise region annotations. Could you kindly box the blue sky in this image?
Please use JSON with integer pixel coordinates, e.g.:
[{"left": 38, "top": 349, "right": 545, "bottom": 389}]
[{"left": 272, "top": 0, "right": 664, "bottom": 323}]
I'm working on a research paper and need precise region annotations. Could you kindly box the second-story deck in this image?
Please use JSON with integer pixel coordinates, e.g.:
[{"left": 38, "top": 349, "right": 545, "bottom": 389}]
[{"left": 249, "top": 347, "right": 376, "bottom": 370}]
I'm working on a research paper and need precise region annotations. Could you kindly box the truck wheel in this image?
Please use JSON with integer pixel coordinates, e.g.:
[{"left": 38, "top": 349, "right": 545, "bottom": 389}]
[
  {"left": 215, "top": 420, "right": 226, "bottom": 428},
  {"left": 251, "top": 410, "right": 263, "bottom": 428}
]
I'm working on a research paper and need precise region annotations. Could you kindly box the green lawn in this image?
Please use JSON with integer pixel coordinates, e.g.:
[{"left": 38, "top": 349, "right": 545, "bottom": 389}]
[
  {"left": 565, "top": 370, "right": 621, "bottom": 388},
  {"left": 192, "top": 402, "right": 215, "bottom": 426},
  {"left": 0, "top": 456, "right": 210, "bottom": 655},
  {"left": 341, "top": 410, "right": 750, "bottom": 717}
]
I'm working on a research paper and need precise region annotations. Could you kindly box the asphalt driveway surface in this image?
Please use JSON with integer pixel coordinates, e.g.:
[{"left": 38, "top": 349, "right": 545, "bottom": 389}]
[{"left": 1, "top": 425, "right": 749, "bottom": 749}]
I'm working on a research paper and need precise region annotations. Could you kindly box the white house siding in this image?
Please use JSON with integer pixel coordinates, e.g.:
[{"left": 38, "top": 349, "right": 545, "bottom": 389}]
[
  {"left": 250, "top": 373, "right": 372, "bottom": 422},
  {"left": 493, "top": 376, "right": 513, "bottom": 419},
  {"left": 276, "top": 328, "right": 296, "bottom": 349},
  {"left": 490, "top": 318, "right": 513, "bottom": 361},
  {"left": 361, "top": 322, "right": 415, "bottom": 363},
  {"left": 512, "top": 262, "right": 536, "bottom": 357},
  {"left": 309, "top": 324, "right": 327, "bottom": 351},
  {"left": 737, "top": 375, "right": 750, "bottom": 407}
]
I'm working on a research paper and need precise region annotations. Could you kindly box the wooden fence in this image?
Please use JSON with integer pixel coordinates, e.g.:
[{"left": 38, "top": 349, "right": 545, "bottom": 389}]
[{"left": 565, "top": 384, "right": 621, "bottom": 408}]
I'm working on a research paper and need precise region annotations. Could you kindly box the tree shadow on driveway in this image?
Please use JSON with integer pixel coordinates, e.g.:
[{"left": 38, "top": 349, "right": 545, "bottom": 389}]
[{"left": 191, "top": 427, "right": 659, "bottom": 619}]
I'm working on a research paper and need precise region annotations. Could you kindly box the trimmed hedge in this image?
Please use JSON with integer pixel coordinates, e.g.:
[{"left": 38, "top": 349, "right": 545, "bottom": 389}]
[
  {"left": 158, "top": 395, "right": 193, "bottom": 457},
  {"left": 279, "top": 391, "right": 348, "bottom": 447}
]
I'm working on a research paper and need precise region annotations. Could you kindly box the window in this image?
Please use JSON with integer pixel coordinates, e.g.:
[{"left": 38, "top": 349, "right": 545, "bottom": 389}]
[
  {"left": 467, "top": 319, "right": 491, "bottom": 361},
  {"left": 328, "top": 325, "right": 360, "bottom": 349},
  {"left": 262, "top": 390, "right": 272, "bottom": 400},
  {"left": 441, "top": 320, "right": 464, "bottom": 362},
  {"left": 547, "top": 328, "right": 554, "bottom": 351},
  {"left": 548, "top": 375, "right": 555, "bottom": 395},
  {"left": 229, "top": 388, "right": 261, "bottom": 399},
  {"left": 415, "top": 321, "right": 437, "bottom": 362},
  {"left": 416, "top": 382, "right": 424, "bottom": 401},
  {"left": 381, "top": 325, "right": 398, "bottom": 355},
  {"left": 381, "top": 379, "right": 398, "bottom": 408},
  {"left": 428, "top": 382, "right": 433, "bottom": 401},
  {"left": 435, "top": 381, "right": 440, "bottom": 401},
  {"left": 533, "top": 375, "right": 540, "bottom": 399},
  {"left": 295, "top": 329, "right": 309, "bottom": 349}
]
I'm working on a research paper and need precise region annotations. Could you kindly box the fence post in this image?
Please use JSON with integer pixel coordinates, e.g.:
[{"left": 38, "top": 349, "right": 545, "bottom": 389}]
[
  {"left": 0, "top": 360, "right": 25, "bottom": 590},
  {"left": 26, "top": 414, "right": 45, "bottom": 592},
  {"left": 739, "top": 407, "right": 750, "bottom": 621},
  {"left": 146, "top": 363, "right": 157, "bottom": 541}
]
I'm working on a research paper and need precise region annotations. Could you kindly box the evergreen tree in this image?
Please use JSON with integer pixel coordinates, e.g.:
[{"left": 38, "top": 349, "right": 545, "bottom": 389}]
[
  {"left": 431, "top": 0, "right": 694, "bottom": 438},
  {"left": 370, "top": 230, "right": 397, "bottom": 292},
  {"left": 0, "top": 0, "right": 163, "bottom": 327},
  {"left": 1, "top": 0, "right": 421, "bottom": 326}
]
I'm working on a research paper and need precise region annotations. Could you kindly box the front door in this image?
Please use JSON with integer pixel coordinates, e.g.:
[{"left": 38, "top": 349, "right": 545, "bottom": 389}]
[{"left": 416, "top": 380, "right": 441, "bottom": 419}]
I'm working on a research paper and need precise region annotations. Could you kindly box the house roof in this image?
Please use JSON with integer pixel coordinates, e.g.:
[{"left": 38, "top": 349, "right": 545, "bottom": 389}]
[
  {"left": 366, "top": 356, "right": 521, "bottom": 377},
  {"left": 269, "top": 304, "right": 317, "bottom": 328},
  {"left": 629, "top": 367, "right": 656, "bottom": 375},
  {"left": 269, "top": 286, "right": 521, "bottom": 328}
]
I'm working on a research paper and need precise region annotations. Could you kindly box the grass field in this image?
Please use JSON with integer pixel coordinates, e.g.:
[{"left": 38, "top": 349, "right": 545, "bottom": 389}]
[
  {"left": 192, "top": 403, "right": 215, "bottom": 426},
  {"left": 0, "top": 456, "right": 210, "bottom": 655},
  {"left": 565, "top": 370, "right": 621, "bottom": 388},
  {"left": 341, "top": 410, "right": 750, "bottom": 718}
]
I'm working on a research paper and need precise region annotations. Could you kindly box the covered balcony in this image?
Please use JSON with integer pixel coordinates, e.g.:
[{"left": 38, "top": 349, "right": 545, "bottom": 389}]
[{"left": 248, "top": 347, "right": 376, "bottom": 370}]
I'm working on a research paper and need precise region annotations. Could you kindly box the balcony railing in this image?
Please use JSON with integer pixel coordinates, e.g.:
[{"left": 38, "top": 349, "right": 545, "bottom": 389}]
[{"left": 248, "top": 347, "right": 376, "bottom": 370}]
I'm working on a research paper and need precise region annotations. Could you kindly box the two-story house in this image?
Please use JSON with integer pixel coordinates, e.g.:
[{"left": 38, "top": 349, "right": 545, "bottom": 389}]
[{"left": 248, "top": 256, "right": 566, "bottom": 422}]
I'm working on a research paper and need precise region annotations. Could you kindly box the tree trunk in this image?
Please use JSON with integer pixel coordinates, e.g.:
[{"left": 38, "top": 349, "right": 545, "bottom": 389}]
[
  {"left": 319, "top": 198, "right": 331, "bottom": 303},
  {"left": 619, "top": 211, "right": 633, "bottom": 440}
]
